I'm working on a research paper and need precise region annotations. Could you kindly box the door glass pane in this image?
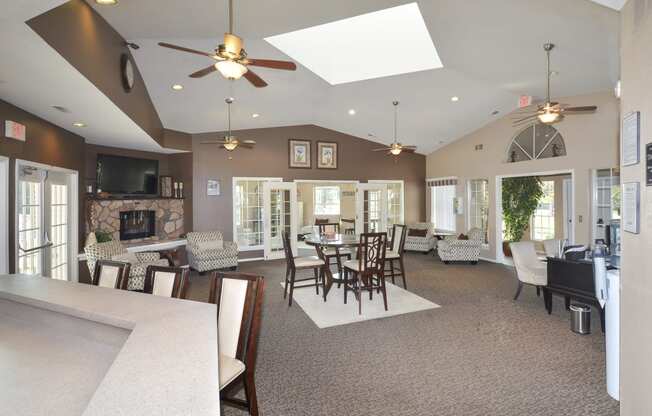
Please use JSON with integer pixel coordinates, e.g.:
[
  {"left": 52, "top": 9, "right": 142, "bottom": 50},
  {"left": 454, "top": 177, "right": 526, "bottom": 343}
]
[
  {"left": 268, "top": 188, "right": 291, "bottom": 256},
  {"left": 234, "top": 180, "right": 266, "bottom": 248},
  {"left": 18, "top": 180, "right": 42, "bottom": 275},
  {"left": 364, "top": 190, "right": 381, "bottom": 233},
  {"left": 50, "top": 184, "right": 68, "bottom": 280}
]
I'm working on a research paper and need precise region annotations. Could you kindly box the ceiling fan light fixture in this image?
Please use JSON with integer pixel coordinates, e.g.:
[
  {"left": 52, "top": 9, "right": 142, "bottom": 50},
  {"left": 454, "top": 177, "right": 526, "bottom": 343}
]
[
  {"left": 390, "top": 147, "right": 402, "bottom": 156},
  {"left": 538, "top": 110, "right": 560, "bottom": 124},
  {"left": 223, "top": 140, "right": 238, "bottom": 151},
  {"left": 215, "top": 60, "right": 248, "bottom": 80}
]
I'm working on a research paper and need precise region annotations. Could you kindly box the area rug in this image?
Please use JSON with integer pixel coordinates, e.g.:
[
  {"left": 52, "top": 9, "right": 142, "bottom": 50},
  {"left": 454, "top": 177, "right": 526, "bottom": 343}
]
[{"left": 281, "top": 282, "right": 440, "bottom": 328}]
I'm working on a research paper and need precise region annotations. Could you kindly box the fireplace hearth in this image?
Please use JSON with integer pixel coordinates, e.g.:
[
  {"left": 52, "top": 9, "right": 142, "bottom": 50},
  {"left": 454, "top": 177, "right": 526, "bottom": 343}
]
[{"left": 120, "top": 210, "right": 156, "bottom": 241}]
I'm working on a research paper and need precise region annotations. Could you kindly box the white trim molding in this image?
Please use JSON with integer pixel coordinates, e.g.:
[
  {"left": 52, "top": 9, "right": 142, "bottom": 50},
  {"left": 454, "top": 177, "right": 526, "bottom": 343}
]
[{"left": 0, "top": 156, "right": 9, "bottom": 274}]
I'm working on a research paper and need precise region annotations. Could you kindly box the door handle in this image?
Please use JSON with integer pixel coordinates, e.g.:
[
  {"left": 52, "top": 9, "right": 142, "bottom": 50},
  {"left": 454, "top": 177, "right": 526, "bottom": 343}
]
[{"left": 18, "top": 232, "right": 53, "bottom": 254}]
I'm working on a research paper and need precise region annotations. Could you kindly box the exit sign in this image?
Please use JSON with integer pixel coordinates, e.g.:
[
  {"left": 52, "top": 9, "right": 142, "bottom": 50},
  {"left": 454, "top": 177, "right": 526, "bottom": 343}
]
[{"left": 4, "top": 120, "right": 26, "bottom": 141}]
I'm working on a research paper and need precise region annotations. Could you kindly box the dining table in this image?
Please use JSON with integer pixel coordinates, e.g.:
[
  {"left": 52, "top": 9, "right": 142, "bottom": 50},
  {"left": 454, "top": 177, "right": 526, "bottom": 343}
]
[{"left": 303, "top": 233, "right": 362, "bottom": 297}]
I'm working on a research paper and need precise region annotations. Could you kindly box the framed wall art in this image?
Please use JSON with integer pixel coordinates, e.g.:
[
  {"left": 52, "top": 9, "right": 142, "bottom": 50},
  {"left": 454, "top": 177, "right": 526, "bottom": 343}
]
[
  {"left": 317, "top": 141, "right": 338, "bottom": 169},
  {"left": 289, "top": 139, "right": 311, "bottom": 169}
]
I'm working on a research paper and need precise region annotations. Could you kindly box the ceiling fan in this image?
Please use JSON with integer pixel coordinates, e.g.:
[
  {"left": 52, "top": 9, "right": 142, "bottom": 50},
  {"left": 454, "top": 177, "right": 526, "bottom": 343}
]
[
  {"left": 158, "top": 0, "right": 296, "bottom": 88},
  {"left": 512, "top": 43, "right": 597, "bottom": 127},
  {"left": 201, "top": 97, "right": 255, "bottom": 151},
  {"left": 372, "top": 101, "right": 417, "bottom": 156}
]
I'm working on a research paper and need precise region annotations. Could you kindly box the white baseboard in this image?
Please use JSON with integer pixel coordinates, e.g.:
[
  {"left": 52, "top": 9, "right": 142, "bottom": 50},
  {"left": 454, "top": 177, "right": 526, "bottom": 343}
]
[{"left": 478, "top": 256, "right": 499, "bottom": 264}]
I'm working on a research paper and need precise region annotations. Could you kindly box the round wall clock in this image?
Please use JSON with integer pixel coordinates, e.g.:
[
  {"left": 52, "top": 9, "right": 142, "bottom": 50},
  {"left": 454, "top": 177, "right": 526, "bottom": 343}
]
[{"left": 120, "top": 53, "right": 135, "bottom": 92}]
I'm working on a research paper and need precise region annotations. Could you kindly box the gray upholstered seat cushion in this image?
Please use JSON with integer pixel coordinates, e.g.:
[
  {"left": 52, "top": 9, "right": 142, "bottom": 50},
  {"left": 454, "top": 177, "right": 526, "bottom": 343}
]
[
  {"left": 218, "top": 354, "right": 246, "bottom": 390},
  {"left": 294, "top": 256, "right": 324, "bottom": 268}
]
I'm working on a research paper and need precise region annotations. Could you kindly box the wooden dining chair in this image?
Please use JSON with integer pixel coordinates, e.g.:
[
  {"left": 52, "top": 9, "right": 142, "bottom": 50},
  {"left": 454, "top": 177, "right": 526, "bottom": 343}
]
[
  {"left": 317, "top": 222, "right": 352, "bottom": 276},
  {"left": 209, "top": 272, "right": 265, "bottom": 416},
  {"left": 384, "top": 224, "right": 408, "bottom": 289},
  {"left": 343, "top": 232, "right": 388, "bottom": 314},
  {"left": 282, "top": 231, "right": 325, "bottom": 306},
  {"left": 143, "top": 265, "right": 190, "bottom": 299},
  {"left": 317, "top": 222, "right": 340, "bottom": 234},
  {"left": 92, "top": 260, "right": 130, "bottom": 289}
]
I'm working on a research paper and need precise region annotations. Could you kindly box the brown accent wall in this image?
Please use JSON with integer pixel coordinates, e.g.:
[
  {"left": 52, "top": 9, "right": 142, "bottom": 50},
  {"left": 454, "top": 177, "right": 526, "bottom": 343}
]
[
  {"left": 0, "top": 99, "right": 86, "bottom": 273},
  {"left": 26, "top": 0, "right": 169, "bottom": 148},
  {"left": 619, "top": 1, "right": 652, "bottom": 413},
  {"left": 192, "top": 124, "right": 426, "bottom": 257}
]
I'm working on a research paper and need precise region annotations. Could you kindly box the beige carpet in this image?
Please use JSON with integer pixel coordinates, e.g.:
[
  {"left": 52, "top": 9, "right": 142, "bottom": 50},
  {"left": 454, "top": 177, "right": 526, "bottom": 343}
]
[{"left": 186, "top": 253, "right": 620, "bottom": 416}]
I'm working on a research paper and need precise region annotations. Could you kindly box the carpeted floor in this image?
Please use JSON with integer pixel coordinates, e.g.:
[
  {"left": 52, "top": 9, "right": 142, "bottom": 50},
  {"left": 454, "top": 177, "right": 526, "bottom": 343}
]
[{"left": 186, "top": 252, "right": 620, "bottom": 416}]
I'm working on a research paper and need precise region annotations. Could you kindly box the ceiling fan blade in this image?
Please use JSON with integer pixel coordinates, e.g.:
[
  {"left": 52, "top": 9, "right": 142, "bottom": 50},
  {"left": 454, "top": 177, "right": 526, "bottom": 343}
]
[
  {"left": 239, "top": 143, "right": 255, "bottom": 149},
  {"left": 402, "top": 148, "right": 417, "bottom": 153},
  {"left": 243, "top": 69, "right": 268, "bottom": 88},
  {"left": 158, "top": 42, "right": 215, "bottom": 58},
  {"left": 512, "top": 114, "right": 539, "bottom": 124},
  {"left": 372, "top": 147, "right": 391, "bottom": 152},
  {"left": 248, "top": 59, "right": 297, "bottom": 71},
  {"left": 189, "top": 65, "right": 217, "bottom": 78},
  {"left": 201, "top": 141, "right": 227, "bottom": 144},
  {"left": 242, "top": 139, "right": 256, "bottom": 144},
  {"left": 562, "top": 106, "right": 598, "bottom": 113}
]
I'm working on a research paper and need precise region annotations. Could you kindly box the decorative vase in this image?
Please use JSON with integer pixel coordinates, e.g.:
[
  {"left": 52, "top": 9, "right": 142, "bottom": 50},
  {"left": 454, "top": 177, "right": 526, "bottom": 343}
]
[{"left": 502, "top": 241, "right": 513, "bottom": 258}]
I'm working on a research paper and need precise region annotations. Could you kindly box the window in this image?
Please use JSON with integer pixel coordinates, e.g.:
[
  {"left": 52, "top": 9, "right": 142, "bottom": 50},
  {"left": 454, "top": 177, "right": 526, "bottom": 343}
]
[
  {"left": 507, "top": 124, "right": 566, "bottom": 163},
  {"left": 369, "top": 180, "right": 405, "bottom": 227},
  {"left": 314, "top": 186, "right": 340, "bottom": 216},
  {"left": 532, "top": 180, "right": 555, "bottom": 240},
  {"left": 233, "top": 178, "right": 281, "bottom": 250},
  {"left": 49, "top": 184, "right": 68, "bottom": 280},
  {"left": 431, "top": 184, "right": 456, "bottom": 232},
  {"left": 18, "top": 180, "right": 42, "bottom": 275},
  {"left": 468, "top": 179, "right": 489, "bottom": 244}
]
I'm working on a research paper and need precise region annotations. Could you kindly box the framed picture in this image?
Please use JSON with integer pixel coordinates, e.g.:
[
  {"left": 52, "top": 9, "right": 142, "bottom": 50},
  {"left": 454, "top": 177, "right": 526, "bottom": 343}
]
[
  {"left": 289, "top": 139, "right": 311, "bottom": 169},
  {"left": 207, "top": 179, "right": 221, "bottom": 196},
  {"left": 622, "top": 182, "right": 640, "bottom": 234},
  {"left": 317, "top": 141, "right": 338, "bottom": 169},
  {"left": 160, "top": 176, "right": 173, "bottom": 198}
]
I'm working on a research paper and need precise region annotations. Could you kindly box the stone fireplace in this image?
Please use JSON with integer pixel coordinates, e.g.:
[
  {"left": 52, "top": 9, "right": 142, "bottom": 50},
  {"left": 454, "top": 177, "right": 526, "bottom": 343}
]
[{"left": 86, "top": 198, "right": 184, "bottom": 242}]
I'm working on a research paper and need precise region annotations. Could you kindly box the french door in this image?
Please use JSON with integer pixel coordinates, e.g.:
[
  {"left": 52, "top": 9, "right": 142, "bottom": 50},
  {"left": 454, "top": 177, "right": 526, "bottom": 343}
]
[
  {"left": 356, "top": 183, "right": 388, "bottom": 234},
  {"left": 263, "top": 182, "right": 297, "bottom": 260},
  {"left": 16, "top": 163, "right": 76, "bottom": 280}
]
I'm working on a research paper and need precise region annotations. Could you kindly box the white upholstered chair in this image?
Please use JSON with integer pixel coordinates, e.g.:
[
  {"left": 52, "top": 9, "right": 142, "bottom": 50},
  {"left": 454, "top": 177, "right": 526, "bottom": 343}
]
[
  {"left": 437, "top": 228, "right": 484, "bottom": 264},
  {"left": 186, "top": 231, "right": 239, "bottom": 272},
  {"left": 385, "top": 224, "right": 408, "bottom": 288},
  {"left": 209, "top": 272, "right": 265, "bottom": 416},
  {"left": 510, "top": 241, "right": 548, "bottom": 300},
  {"left": 281, "top": 232, "right": 325, "bottom": 306},
  {"left": 404, "top": 223, "right": 436, "bottom": 253},
  {"left": 143, "top": 266, "right": 189, "bottom": 298},
  {"left": 542, "top": 239, "right": 565, "bottom": 258},
  {"left": 91, "top": 260, "right": 130, "bottom": 289}
]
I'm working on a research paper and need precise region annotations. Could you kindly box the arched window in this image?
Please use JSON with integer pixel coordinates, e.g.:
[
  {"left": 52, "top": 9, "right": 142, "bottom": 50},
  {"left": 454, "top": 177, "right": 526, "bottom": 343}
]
[{"left": 506, "top": 124, "right": 566, "bottom": 163}]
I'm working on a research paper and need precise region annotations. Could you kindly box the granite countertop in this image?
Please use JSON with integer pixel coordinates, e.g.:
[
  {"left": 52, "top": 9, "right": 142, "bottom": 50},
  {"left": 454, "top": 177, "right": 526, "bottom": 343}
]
[{"left": 0, "top": 274, "right": 219, "bottom": 416}]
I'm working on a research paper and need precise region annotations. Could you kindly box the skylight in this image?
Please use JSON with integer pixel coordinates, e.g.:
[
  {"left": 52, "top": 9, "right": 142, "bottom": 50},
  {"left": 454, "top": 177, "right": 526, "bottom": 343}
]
[{"left": 264, "top": 3, "right": 442, "bottom": 85}]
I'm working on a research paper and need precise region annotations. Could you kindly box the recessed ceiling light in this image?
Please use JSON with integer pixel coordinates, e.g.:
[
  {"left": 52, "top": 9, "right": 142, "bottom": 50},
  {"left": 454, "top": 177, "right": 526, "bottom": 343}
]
[
  {"left": 171, "top": 84, "right": 183, "bottom": 91},
  {"left": 95, "top": 0, "right": 118, "bottom": 4},
  {"left": 451, "top": 96, "right": 459, "bottom": 102},
  {"left": 348, "top": 109, "right": 356, "bottom": 116},
  {"left": 265, "top": 3, "right": 442, "bottom": 85},
  {"left": 252, "top": 113, "right": 260, "bottom": 118},
  {"left": 72, "top": 122, "right": 86, "bottom": 128}
]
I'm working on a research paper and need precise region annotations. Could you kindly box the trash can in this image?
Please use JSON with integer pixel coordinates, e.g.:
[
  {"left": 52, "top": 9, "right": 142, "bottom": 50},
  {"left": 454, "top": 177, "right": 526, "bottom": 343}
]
[{"left": 570, "top": 303, "right": 591, "bottom": 335}]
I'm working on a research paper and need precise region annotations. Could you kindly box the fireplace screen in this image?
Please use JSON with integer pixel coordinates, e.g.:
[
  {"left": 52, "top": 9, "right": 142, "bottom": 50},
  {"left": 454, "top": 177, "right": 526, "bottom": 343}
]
[{"left": 120, "top": 210, "right": 156, "bottom": 240}]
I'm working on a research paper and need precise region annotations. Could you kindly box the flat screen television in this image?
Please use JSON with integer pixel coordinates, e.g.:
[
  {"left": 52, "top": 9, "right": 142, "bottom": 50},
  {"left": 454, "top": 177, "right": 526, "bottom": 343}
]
[{"left": 96, "top": 154, "right": 159, "bottom": 196}]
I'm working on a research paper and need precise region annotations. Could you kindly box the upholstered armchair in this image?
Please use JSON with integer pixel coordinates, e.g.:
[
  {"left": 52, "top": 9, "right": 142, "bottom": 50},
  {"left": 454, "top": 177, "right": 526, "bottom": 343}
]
[
  {"left": 404, "top": 222, "right": 436, "bottom": 253},
  {"left": 437, "top": 228, "right": 484, "bottom": 264},
  {"left": 84, "top": 239, "right": 168, "bottom": 291},
  {"left": 187, "top": 231, "right": 238, "bottom": 272},
  {"left": 510, "top": 241, "right": 547, "bottom": 300}
]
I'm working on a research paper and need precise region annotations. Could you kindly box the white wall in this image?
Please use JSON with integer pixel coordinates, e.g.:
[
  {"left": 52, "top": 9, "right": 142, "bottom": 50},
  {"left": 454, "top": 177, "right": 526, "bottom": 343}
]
[
  {"left": 0, "top": 156, "right": 8, "bottom": 274},
  {"left": 426, "top": 91, "right": 620, "bottom": 261}
]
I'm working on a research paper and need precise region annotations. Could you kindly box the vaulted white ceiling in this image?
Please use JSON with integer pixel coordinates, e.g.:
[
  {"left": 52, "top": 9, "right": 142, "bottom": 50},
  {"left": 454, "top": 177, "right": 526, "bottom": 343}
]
[{"left": 1, "top": 0, "right": 620, "bottom": 155}]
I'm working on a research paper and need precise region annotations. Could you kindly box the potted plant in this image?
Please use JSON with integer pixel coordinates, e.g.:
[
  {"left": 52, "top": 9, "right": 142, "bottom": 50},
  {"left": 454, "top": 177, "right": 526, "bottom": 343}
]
[{"left": 501, "top": 177, "right": 544, "bottom": 257}]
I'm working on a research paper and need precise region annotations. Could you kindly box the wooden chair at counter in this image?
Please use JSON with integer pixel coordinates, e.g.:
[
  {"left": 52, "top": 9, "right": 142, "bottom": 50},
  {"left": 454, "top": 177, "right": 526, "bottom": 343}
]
[
  {"left": 282, "top": 231, "right": 325, "bottom": 306},
  {"left": 209, "top": 272, "right": 265, "bottom": 416},
  {"left": 143, "top": 265, "right": 190, "bottom": 299},
  {"left": 92, "top": 260, "right": 130, "bottom": 290}
]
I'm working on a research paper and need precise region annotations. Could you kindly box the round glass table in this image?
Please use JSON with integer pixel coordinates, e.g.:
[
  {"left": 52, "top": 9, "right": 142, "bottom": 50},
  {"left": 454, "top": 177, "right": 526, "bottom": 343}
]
[{"left": 303, "top": 233, "right": 361, "bottom": 297}]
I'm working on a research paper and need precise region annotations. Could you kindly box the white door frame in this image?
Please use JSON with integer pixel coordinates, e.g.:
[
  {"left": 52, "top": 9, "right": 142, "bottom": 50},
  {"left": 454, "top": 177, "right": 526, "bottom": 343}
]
[
  {"left": 263, "top": 182, "right": 298, "bottom": 260},
  {"left": 563, "top": 178, "right": 574, "bottom": 243},
  {"left": 14, "top": 159, "right": 79, "bottom": 282},
  {"left": 232, "top": 177, "right": 282, "bottom": 252},
  {"left": 0, "top": 156, "right": 8, "bottom": 274},
  {"left": 495, "top": 169, "right": 574, "bottom": 265},
  {"left": 356, "top": 183, "right": 388, "bottom": 234}
]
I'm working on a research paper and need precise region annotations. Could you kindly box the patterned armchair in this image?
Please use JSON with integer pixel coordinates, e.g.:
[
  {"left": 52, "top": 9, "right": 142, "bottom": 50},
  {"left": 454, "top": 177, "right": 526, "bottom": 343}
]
[
  {"left": 84, "top": 240, "right": 168, "bottom": 290},
  {"left": 404, "top": 223, "right": 436, "bottom": 253},
  {"left": 187, "top": 231, "right": 238, "bottom": 272},
  {"left": 437, "top": 228, "right": 484, "bottom": 264}
]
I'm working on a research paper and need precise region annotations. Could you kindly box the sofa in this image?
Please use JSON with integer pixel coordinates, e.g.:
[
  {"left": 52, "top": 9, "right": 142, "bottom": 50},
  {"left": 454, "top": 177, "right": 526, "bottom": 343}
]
[
  {"left": 437, "top": 228, "right": 484, "bottom": 264},
  {"left": 84, "top": 239, "right": 169, "bottom": 290},
  {"left": 186, "top": 231, "right": 239, "bottom": 272},
  {"left": 404, "top": 223, "right": 436, "bottom": 253}
]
